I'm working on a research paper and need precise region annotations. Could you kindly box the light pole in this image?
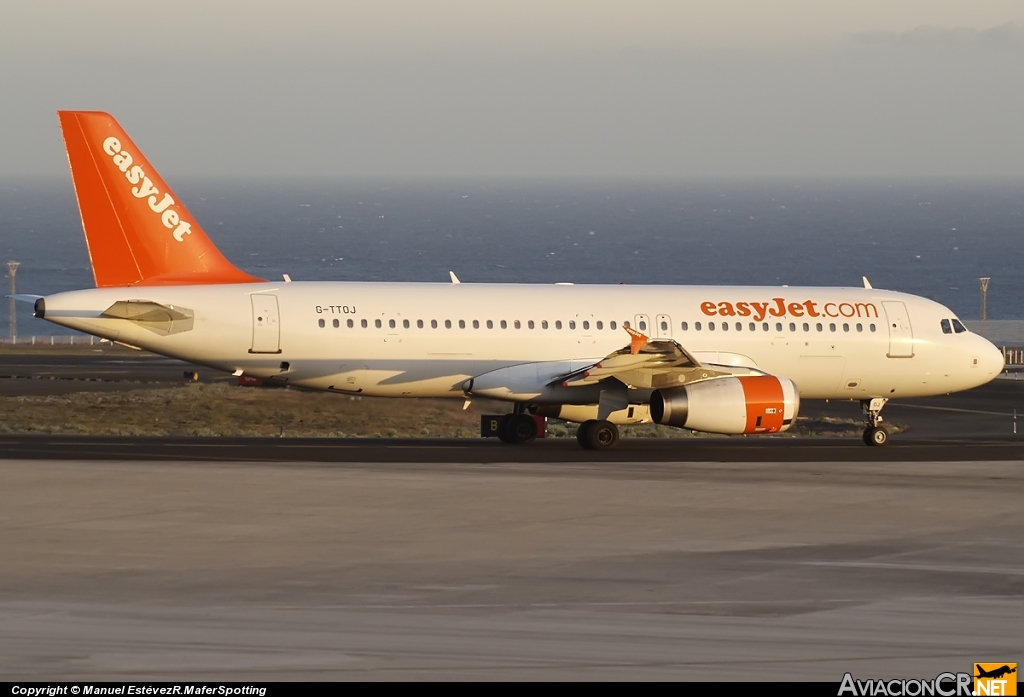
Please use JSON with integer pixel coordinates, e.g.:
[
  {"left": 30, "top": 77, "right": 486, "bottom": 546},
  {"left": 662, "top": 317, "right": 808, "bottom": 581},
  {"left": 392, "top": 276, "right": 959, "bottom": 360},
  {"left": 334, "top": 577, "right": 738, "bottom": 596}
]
[
  {"left": 979, "top": 276, "right": 990, "bottom": 322},
  {"left": 6, "top": 261, "right": 19, "bottom": 343}
]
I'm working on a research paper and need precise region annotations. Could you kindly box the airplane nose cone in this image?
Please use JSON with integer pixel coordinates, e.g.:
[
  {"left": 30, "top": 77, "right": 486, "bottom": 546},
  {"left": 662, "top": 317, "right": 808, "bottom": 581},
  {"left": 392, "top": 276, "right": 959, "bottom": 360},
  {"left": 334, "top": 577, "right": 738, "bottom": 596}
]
[
  {"left": 978, "top": 337, "right": 1005, "bottom": 383},
  {"left": 987, "top": 341, "right": 1005, "bottom": 378}
]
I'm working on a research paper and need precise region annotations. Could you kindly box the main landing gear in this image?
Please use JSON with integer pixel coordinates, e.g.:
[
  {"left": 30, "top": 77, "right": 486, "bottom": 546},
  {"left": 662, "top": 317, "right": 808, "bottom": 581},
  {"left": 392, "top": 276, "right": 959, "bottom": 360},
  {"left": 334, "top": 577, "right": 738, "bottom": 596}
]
[
  {"left": 495, "top": 404, "right": 540, "bottom": 444},
  {"left": 861, "top": 398, "right": 889, "bottom": 447},
  {"left": 576, "top": 419, "right": 619, "bottom": 451}
]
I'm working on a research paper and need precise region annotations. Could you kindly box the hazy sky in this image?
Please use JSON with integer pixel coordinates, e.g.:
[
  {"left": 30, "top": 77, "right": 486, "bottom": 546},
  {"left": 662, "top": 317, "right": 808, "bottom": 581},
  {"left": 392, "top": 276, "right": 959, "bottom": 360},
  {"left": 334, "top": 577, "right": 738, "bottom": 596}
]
[{"left": 3, "top": 0, "right": 1023, "bottom": 177}]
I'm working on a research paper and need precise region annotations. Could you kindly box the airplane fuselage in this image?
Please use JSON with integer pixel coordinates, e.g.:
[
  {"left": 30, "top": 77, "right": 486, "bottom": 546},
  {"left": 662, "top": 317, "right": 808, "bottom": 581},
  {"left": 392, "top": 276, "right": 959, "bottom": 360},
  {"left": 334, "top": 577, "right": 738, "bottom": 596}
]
[{"left": 39, "top": 282, "right": 1004, "bottom": 402}]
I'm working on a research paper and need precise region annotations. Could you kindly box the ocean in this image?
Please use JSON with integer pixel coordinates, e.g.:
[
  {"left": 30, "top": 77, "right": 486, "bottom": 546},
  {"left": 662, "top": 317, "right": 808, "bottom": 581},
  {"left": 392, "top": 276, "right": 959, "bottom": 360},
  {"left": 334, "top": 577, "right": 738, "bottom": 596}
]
[{"left": 2, "top": 176, "right": 1023, "bottom": 340}]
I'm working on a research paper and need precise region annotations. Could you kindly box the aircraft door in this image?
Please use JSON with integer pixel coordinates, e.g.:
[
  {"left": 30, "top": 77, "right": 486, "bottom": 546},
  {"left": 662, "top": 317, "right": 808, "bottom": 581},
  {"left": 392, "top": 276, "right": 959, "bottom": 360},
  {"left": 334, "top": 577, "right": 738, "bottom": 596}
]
[
  {"left": 882, "top": 301, "right": 914, "bottom": 358},
  {"left": 250, "top": 294, "right": 281, "bottom": 354},
  {"left": 655, "top": 314, "right": 673, "bottom": 339}
]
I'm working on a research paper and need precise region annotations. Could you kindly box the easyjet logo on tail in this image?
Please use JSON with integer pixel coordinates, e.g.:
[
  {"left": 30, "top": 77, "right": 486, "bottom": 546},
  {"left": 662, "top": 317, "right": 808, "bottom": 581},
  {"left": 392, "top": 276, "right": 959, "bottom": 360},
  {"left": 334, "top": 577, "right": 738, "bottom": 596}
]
[
  {"left": 102, "top": 136, "right": 192, "bottom": 243},
  {"left": 701, "top": 298, "right": 879, "bottom": 321}
]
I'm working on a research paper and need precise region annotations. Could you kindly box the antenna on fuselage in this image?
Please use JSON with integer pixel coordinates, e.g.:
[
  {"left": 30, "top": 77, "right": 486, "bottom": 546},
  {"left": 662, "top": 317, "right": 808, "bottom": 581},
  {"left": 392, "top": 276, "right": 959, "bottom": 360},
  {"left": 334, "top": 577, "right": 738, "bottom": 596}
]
[
  {"left": 862, "top": 276, "right": 873, "bottom": 289},
  {"left": 449, "top": 271, "right": 461, "bottom": 284}
]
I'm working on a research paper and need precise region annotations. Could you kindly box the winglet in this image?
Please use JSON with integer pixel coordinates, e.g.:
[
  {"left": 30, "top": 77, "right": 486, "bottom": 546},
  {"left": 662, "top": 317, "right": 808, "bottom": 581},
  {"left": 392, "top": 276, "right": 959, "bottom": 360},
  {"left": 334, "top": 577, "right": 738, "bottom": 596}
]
[
  {"left": 624, "top": 325, "right": 649, "bottom": 355},
  {"left": 58, "top": 111, "right": 264, "bottom": 287}
]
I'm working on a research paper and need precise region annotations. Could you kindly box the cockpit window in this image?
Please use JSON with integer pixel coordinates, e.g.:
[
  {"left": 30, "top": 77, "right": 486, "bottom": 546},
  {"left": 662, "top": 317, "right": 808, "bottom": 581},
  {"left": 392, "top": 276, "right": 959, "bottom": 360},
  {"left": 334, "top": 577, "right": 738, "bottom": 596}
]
[
  {"left": 940, "top": 319, "right": 952, "bottom": 334},
  {"left": 952, "top": 319, "right": 967, "bottom": 334}
]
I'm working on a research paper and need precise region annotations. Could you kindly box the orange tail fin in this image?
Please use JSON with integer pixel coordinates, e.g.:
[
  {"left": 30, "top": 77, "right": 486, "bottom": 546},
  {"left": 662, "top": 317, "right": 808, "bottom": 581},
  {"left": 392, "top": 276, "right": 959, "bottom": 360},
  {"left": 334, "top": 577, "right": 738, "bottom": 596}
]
[{"left": 58, "top": 111, "right": 264, "bottom": 287}]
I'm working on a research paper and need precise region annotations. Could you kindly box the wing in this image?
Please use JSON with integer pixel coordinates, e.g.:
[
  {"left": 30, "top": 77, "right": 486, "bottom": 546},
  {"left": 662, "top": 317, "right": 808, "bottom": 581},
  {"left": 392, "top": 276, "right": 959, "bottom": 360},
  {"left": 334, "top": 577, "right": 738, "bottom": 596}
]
[{"left": 551, "top": 326, "right": 764, "bottom": 390}]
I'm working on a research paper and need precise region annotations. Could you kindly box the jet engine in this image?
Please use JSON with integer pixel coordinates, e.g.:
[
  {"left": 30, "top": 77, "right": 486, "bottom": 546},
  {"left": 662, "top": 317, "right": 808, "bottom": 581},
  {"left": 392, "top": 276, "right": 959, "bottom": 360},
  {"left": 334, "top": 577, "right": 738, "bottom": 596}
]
[{"left": 650, "top": 375, "right": 799, "bottom": 434}]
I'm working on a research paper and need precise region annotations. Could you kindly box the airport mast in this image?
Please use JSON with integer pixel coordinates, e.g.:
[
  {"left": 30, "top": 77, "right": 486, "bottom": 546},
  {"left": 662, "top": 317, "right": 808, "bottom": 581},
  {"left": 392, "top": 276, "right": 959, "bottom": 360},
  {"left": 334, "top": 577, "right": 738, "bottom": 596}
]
[
  {"left": 979, "top": 276, "right": 990, "bottom": 322},
  {"left": 6, "top": 261, "right": 18, "bottom": 343}
]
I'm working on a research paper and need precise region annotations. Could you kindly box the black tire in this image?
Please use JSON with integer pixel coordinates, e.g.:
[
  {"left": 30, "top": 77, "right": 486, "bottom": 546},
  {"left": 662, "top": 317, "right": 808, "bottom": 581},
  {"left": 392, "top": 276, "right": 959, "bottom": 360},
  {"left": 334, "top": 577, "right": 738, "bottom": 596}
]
[
  {"left": 585, "top": 420, "right": 619, "bottom": 450},
  {"left": 865, "top": 426, "right": 888, "bottom": 447},
  {"left": 496, "top": 415, "right": 514, "bottom": 443},
  {"left": 505, "top": 414, "right": 538, "bottom": 444},
  {"left": 576, "top": 420, "right": 595, "bottom": 448}
]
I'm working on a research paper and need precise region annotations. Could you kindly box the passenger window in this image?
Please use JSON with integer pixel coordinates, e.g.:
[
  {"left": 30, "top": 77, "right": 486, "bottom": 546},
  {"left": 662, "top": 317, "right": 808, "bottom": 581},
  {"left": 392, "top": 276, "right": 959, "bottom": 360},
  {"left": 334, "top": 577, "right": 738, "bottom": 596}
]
[
  {"left": 459, "top": 320, "right": 466, "bottom": 329},
  {"left": 623, "top": 321, "right": 630, "bottom": 328},
  {"left": 569, "top": 321, "right": 576, "bottom": 330},
  {"left": 735, "top": 322, "right": 741, "bottom": 331},
  {"left": 722, "top": 322, "right": 728, "bottom": 331},
  {"left": 870, "top": 323, "right": 876, "bottom": 332},
  {"left": 749, "top": 322, "right": 755, "bottom": 331},
  {"left": 389, "top": 319, "right": 396, "bottom": 329},
  {"left": 789, "top": 322, "right": 796, "bottom": 332},
  {"left": 596, "top": 321, "right": 603, "bottom": 330},
  {"left": 952, "top": 319, "right": 967, "bottom": 333},
  {"left": 347, "top": 319, "right": 354, "bottom": 328},
  {"left": 514, "top": 320, "right": 521, "bottom": 329},
  {"left": 487, "top": 320, "right": 493, "bottom": 329},
  {"left": 431, "top": 320, "right": 438, "bottom": 329},
  {"left": 816, "top": 323, "right": 823, "bottom": 332},
  {"left": 417, "top": 319, "right": 424, "bottom": 328},
  {"left": 843, "top": 323, "right": 849, "bottom": 332},
  {"left": 542, "top": 320, "right": 549, "bottom": 329},
  {"left": 941, "top": 319, "right": 952, "bottom": 334},
  {"left": 333, "top": 319, "right": 340, "bottom": 328},
  {"left": 639, "top": 321, "right": 647, "bottom": 331},
  {"left": 500, "top": 320, "right": 506, "bottom": 329},
  {"left": 528, "top": 320, "right": 535, "bottom": 329},
  {"left": 583, "top": 321, "right": 589, "bottom": 330},
  {"left": 556, "top": 321, "right": 562, "bottom": 329},
  {"left": 610, "top": 321, "right": 617, "bottom": 330},
  {"left": 318, "top": 319, "right": 325, "bottom": 328},
  {"left": 695, "top": 322, "right": 702, "bottom": 331},
  {"left": 375, "top": 319, "right": 382, "bottom": 328},
  {"left": 660, "top": 321, "right": 668, "bottom": 331},
  {"left": 361, "top": 319, "right": 368, "bottom": 328},
  {"left": 856, "top": 323, "right": 863, "bottom": 332},
  {"left": 763, "top": 322, "right": 769, "bottom": 332},
  {"left": 709, "top": 322, "right": 716, "bottom": 331},
  {"left": 473, "top": 320, "right": 480, "bottom": 329},
  {"left": 829, "top": 323, "right": 836, "bottom": 332},
  {"left": 681, "top": 321, "right": 688, "bottom": 331},
  {"left": 445, "top": 320, "right": 452, "bottom": 329},
  {"left": 403, "top": 319, "right": 410, "bottom": 329},
  {"left": 802, "top": 323, "right": 809, "bottom": 332},
  {"left": 775, "top": 323, "right": 782, "bottom": 332}
]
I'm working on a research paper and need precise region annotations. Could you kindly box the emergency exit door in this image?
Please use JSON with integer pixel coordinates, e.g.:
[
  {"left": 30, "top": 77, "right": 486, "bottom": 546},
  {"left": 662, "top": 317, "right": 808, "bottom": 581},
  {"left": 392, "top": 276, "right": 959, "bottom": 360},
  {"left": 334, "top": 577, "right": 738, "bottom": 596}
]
[{"left": 250, "top": 294, "right": 281, "bottom": 354}]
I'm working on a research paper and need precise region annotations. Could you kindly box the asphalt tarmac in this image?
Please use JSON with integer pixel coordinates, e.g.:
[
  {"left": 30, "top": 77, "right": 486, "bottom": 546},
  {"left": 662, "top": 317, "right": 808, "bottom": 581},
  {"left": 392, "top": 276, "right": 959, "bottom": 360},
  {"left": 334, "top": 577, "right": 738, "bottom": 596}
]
[{"left": 1, "top": 350, "right": 1022, "bottom": 680}]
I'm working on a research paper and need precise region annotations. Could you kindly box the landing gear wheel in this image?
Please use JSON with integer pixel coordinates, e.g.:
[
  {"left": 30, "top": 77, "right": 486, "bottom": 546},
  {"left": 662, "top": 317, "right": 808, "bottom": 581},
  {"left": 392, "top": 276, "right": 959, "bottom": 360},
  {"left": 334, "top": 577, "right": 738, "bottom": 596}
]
[
  {"left": 863, "top": 426, "right": 888, "bottom": 447},
  {"left": 496, "top": 416, "right": 514, "bottom": 444},
  {"left": 860, "top": 398, "right": 890, "bottom": 447},
  {"left": 585, "top": 420, "right": 619, "bottom": 450},
  {"left": 504, "top": 414, "right": 538, "bottom": 444},
  {"left": 576, "top": 420, "right": 595, "bottom": 448}
]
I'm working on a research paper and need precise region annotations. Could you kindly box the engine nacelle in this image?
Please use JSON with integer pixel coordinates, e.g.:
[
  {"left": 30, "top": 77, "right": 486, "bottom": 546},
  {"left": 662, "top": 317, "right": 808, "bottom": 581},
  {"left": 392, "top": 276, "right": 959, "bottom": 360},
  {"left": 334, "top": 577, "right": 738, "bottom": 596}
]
[{"left": 650, "top": 375, "right": 799, "bottom": 434}]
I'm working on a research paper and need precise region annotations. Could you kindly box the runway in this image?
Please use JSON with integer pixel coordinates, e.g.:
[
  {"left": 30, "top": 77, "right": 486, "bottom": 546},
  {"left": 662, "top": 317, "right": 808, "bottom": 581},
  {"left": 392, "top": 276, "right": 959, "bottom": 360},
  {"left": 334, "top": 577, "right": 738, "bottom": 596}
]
[
  {"left": 1, "top": 350, "right": 1022, "bottom": 680},
  {"left": 3, "top": 433, "right": 1024, "bottom": 462},
  {"left": 0, "top": 457, "right": 1020, "bottom": 680}
]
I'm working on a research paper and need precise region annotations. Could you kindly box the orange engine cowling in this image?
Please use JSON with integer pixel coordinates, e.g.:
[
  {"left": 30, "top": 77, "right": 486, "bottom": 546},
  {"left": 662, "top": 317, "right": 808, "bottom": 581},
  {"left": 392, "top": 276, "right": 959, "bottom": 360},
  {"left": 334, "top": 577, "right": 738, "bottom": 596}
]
[{"left": 650, "top": 376, "right": 800, "bottom": 434}]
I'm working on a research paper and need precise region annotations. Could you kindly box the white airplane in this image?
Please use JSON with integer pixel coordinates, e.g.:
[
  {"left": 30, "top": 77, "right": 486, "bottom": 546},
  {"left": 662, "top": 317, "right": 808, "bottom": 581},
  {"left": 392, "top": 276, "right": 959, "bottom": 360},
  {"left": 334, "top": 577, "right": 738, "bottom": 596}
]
[{"left": 18, "top": 111, "right": 1005, "bottom": 449}]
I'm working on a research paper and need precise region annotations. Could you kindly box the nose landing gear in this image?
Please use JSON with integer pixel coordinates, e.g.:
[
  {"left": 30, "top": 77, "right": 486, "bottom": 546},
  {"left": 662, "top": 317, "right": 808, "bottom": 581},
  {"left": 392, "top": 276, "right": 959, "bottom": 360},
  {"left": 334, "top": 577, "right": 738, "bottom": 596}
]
[{"left": 861, "top": 398, "right": 889, "bottom": 446}]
